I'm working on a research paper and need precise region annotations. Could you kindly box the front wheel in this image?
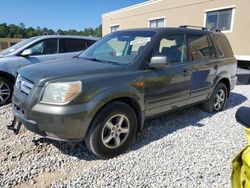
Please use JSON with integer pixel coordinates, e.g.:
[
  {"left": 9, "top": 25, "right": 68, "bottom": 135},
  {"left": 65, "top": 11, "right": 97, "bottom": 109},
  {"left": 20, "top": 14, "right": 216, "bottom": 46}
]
[
  {"left": 201, "top": 83, "right": 228, "bottom": 113},
  {"left": 85, "top": 101, "right": 138, "bottom": 159},
  {"left": 0, "top": 76, "right": 13, "bottom": 106}
]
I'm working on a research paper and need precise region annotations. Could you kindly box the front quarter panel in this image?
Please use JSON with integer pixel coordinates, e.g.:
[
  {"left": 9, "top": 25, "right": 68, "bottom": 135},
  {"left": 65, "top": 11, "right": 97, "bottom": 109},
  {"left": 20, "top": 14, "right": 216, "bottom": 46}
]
[
  {"left": 0, "top": 56, "right": 23, "bottom": 77},
  {"left": 76, "top": 69, "right": 146, "bottom": 137}
]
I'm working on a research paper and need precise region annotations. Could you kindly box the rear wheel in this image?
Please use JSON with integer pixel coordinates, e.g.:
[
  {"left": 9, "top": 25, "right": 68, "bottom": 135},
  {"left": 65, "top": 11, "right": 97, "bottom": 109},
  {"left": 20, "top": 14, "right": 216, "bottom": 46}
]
[
  {"left": 0, "top": 76, "right": 13, "bottom": 106},
  {"left": 201, "top": 83, "right": 228, "bottom": 113},
  {"left": 85, "top": 101, "right": 138, "bottom": 159}
]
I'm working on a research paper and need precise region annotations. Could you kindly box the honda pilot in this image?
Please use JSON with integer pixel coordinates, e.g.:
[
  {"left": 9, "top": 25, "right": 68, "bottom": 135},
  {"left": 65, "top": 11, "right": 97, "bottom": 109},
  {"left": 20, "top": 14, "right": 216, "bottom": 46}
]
[{"left": 11, "top": 26, "right": 237, "bottom": 158}]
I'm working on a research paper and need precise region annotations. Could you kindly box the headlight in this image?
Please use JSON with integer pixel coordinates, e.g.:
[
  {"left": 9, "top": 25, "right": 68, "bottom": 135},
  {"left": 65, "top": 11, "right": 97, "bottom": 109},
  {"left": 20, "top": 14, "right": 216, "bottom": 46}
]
[{"left": 41, "top": 81, "right": 82, "bottom": 104}]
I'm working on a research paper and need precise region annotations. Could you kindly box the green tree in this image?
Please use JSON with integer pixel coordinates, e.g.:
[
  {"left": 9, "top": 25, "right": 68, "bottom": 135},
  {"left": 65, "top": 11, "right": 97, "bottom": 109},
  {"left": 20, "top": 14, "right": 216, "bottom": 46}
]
[
  {"left": 57, "top": 29, "right": 64, "bottom": 35},
  {"left": 0, "top": 23, "right": 103, "bottom": 38},
  {"left": 94, "top": 25, "right": 102, "bottom": 37},
  {"left": 0, "top": 23, "right": 9, "bottom": 37}
]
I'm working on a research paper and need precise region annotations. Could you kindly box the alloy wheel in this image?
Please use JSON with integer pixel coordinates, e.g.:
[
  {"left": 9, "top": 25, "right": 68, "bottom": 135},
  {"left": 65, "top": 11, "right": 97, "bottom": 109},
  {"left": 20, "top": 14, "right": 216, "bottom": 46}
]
[
  {"left": 214, "top": 89, "right": 225, "bottom": 111},
  {"left": 0, "top": 81, "right": 11, "bottom": 105},
  {"left": 101, "top": 114, "right": 130, "bottom": 149}
]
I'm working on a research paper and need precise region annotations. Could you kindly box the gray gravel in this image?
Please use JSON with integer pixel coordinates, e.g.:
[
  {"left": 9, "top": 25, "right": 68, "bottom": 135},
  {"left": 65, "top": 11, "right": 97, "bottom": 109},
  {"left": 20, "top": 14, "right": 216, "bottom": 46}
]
[{"left": 0, "top": 85, "right": 249, "bottom": 187}]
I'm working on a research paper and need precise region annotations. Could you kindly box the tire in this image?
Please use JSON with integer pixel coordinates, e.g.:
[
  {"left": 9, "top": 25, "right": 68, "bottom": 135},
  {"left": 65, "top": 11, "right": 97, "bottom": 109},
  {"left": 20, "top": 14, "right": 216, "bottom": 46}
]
[
  {"left": 0, "top": 76, "right": 13, "bottom": 106},
  {"left": 85, "top": 101, "right": 138, "bottom": 159},
  {"left": 201, "top": 82, "right": 228, "bottom": 113}
]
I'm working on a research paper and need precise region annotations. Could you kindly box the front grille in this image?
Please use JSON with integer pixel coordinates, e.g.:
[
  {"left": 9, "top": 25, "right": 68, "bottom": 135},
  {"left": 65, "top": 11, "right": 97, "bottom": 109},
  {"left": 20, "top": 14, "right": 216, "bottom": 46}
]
[{"left": 16, "top": 74, "right": 34, "bottom": 95}]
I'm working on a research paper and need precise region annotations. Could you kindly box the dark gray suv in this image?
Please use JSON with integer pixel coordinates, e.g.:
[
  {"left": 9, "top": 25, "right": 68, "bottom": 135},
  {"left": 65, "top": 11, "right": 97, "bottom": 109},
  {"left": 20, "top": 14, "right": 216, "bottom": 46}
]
[
  {"left": 12, "top": 26, "right": 237, "bottom": 158},
  {"left": 0, "top": 35, "right": 98, "bottom": 106}
]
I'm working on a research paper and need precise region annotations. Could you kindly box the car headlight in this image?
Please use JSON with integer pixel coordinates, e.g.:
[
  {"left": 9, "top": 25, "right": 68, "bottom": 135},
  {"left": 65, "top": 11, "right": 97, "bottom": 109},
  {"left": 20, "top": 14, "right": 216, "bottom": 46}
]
[{"left": 41, "top": 81, "right": 82, "bottom": 104}]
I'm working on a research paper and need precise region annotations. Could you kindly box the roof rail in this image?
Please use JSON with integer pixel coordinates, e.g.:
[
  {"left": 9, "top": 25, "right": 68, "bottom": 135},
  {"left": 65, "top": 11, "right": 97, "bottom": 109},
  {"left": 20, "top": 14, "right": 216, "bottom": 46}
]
[{"left": 179, "top": 25, "right": 221, "bottom": 32}]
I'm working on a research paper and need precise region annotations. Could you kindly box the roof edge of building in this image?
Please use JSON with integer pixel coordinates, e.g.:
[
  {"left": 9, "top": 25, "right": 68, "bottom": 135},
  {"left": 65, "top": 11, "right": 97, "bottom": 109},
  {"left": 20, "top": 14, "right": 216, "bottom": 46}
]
[{"left": 102, "top": 0, "right": 162, "bottom": 17}]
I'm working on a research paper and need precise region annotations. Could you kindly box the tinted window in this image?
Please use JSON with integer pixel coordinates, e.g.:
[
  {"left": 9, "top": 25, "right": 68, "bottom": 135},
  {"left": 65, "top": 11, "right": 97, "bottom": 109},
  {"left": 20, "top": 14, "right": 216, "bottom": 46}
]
[
  {"left": 30, "top": 39, "right": 58, "bottom": 55},
  {"left": 60, "top": 39, "right": 87, "bottom": 53},
  {"left": 86, "top": 40, "right": 96, "bottom": 47},
  {"left": 212, "top": 34, "right": 233, "bottom": 58},
  {"left": 154, "top": 33, "right": 187, "bottom": 64},
  {"left": 188, "top": 34, "right": 215, "bottom": 61}
]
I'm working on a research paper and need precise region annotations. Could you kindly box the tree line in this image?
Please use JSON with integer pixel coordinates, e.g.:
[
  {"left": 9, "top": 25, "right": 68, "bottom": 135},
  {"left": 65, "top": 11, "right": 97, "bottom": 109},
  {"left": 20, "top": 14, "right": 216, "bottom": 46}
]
[{"left": 0, "top": 23, "right": 102, "bottom": 38}]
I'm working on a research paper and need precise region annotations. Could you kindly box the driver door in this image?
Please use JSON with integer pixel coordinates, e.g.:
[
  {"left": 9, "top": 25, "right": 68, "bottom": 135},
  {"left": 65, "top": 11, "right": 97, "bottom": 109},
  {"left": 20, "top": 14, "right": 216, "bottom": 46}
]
[{"left": 145, "top": 32, "right": 191, "bottom": 117}]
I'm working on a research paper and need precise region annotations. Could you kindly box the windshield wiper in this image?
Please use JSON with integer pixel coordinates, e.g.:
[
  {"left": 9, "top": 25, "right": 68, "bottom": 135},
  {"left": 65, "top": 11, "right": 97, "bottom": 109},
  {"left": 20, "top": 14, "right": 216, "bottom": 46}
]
[
  {"left": 81, "top": 56, "right": 120, "bottom": 65},
  {"left": 100, "top": 59, "right": 120, "bottom": 65},
  {"left": 81, "top": 56, "right": 102, "bottom": 62}
]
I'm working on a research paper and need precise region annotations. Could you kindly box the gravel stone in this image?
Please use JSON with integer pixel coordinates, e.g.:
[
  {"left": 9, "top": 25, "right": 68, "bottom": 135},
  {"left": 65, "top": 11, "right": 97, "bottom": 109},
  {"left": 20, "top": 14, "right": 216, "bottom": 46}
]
[{"left": 0, "top": 85, "right": 249, "bottom": 187}]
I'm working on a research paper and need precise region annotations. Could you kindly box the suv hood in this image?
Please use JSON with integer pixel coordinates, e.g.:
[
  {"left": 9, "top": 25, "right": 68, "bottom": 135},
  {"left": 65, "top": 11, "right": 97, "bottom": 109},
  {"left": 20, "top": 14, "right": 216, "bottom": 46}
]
[{"left": 19, "top": 58, "right": 123, "bottom": 86}]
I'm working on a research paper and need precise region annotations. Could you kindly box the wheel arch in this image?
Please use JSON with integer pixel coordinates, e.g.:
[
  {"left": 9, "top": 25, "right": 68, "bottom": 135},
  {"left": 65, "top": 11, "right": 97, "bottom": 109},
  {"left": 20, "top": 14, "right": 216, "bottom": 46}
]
[
  {"left": 214, "top": 70, "right": 231, "bottom": 97},
  {"left": 217, "top": 77, "right": 230, "bottom": 97},
  {"left": 87, "top": 96, "right": 144, "bottom": 136},
  {"left": 0, "top": 71, "right": 15, "bottom": 84}
]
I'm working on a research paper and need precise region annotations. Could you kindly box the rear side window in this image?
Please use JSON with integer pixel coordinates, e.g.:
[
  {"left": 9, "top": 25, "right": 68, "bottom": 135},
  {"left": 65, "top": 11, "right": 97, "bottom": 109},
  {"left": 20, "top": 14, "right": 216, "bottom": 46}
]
[
  {"left": 86, "top": 40, "right": 96, "bottom": 47},
  {"left": 188, "top": 34, "right": 215, "bottom": 61},
  {"left": 212, "top": 34, "right": 233, "bottom": 58},
  {"left": 60, "top": 39, "right": 87, "bottom": 53}
]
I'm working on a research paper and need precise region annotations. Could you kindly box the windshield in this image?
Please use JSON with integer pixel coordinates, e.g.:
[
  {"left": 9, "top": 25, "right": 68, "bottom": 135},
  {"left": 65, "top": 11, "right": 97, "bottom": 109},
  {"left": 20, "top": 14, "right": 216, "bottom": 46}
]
[
  {"left": 79, "top": 31, "right": 155, "bottom": 65},
  {"left": 0, "top": 37, "right": 37, "bottom": 56}
]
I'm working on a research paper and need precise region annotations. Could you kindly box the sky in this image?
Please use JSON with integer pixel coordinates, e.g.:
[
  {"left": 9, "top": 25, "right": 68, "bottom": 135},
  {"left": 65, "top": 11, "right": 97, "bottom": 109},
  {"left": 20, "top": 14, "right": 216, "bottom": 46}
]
[{"left": 0, "top": 0, "right": 145, "bottom": 31}]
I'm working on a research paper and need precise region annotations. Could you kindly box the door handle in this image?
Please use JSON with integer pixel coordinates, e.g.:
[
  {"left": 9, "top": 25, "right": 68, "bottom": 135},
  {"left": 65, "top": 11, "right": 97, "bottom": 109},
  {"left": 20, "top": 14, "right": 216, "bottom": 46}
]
[{"left": 183, "top": 69, "right": 190, "bottom": 76}]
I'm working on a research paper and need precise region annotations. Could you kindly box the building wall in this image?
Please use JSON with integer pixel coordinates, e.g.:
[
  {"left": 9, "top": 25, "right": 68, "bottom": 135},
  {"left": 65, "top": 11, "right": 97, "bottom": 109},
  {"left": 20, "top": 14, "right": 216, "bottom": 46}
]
[
  {"left": 102, "top": 0, "right": 250, "bottom": 59},
  {"left": 0, "top": 38, "right": 22, "bottom": 51}
]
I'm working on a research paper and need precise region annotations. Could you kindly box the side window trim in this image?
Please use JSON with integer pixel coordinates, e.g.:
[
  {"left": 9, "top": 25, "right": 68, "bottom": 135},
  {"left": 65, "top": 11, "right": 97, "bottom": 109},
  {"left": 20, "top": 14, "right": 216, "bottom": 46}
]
[
  {"left": 57, "top": 38, "right": 60, "bottom": 54},
  {"left": 84, "top": 40, "right": 88, "bottom": 50},
  {"left": 59, "top": 38, "right": 64, "bottom": 54},
  {"left": 186, "top": 32, "right": 193, "bottom": 62},
  {"left": 183, "top": 32, "right": 189, "bottom": 63}
]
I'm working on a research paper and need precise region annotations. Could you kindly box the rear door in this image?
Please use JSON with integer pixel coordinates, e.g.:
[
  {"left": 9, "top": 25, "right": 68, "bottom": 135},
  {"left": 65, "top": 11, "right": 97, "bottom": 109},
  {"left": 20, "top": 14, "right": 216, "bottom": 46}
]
[
  {"left": 187, "top": 33, "right": 218, "bottom": 104},
  {"left": 145, "top": 32, "right": 192, "bottom": 117},
  {"left": 59, "top": 38, "right": 88, "bottom": 59}
]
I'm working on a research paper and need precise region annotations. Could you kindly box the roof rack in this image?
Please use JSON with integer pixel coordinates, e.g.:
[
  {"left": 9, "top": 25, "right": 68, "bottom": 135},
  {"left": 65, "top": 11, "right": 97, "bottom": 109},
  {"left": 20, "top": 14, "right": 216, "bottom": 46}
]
[{"left": 179, "top": 25, "right": 221, "bottom": 32}]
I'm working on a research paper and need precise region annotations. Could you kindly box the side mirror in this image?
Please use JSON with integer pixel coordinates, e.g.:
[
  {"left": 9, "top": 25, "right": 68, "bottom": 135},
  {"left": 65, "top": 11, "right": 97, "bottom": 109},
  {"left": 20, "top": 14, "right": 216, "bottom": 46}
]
[
  {"left": 21, "top": 49, "right": 32, "bottom": 56},
  {"left": 149, "top": 56, "right": 168, "bottom": 69}
]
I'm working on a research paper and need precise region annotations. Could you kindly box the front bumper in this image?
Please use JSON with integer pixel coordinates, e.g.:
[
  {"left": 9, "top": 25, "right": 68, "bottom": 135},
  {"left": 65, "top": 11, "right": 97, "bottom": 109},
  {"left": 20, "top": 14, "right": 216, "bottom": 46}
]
[
  {"left": 12, "top": 106, "right": 45, "bottom": 137},
  {"left": 12, "top": 94, "right": 97, "bottom": 142}
]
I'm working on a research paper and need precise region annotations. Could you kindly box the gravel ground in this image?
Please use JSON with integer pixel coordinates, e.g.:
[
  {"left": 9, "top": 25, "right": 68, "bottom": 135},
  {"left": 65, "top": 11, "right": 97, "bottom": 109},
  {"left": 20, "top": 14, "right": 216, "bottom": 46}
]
[{"left": 0, "top": 85, "right": 249, "bottom": 188}]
